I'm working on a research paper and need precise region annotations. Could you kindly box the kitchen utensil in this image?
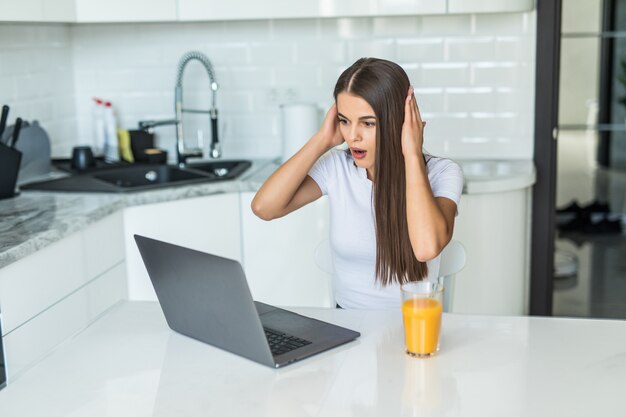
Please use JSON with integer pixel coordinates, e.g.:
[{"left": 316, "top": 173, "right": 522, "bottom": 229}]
[
  {"left": 70, "top": 146, "right": 96, "bottom": 171},
  {"left": 140, "top": 148, "right": 167, "bottom": 164},
  {"left": 1, "top": 120, "right": 52, "bottom": 185},
  {"left": 0, "top": 141, "right": 22, "bottom": 200},
  {"left": 0, "top": 105, "right": 9, "bottom": 139},
  {"left": 129, "top": 130, "right": 155, "bottom": 163},
  {"left": 11, "top": 117, "right": 22, "bottom": 148}
]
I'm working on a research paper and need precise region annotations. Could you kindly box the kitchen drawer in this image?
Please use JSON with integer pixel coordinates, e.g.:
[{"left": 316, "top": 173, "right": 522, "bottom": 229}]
[
  {"left": 0, "top": 232, "right": 85, "bottom": 334},
  {"left": 2, "top": 262, "right": 125, "bottom": 381},
  {"left": 83, "top": 211, "right": 124, "bottom": 279}
]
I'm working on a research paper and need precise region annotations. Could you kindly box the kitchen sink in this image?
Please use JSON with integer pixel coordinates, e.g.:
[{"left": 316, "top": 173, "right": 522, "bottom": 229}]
[
  {"left": 186, "top": 160, "right": 252, "bottom": 180},
  {"left": 93, "top": 165, "right": 208, "bottom": 189},
  {"left": 20, "top": 159, "right": 252, "bottom": 193}
]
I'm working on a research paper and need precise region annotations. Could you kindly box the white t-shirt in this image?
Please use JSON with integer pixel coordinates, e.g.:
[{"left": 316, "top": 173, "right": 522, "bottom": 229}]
[{"left": 308, "top": 149, "right": 464, "bottom": 309}]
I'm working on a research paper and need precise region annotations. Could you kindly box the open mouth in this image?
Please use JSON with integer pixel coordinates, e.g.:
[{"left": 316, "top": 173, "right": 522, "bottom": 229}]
[{"left": 351, "top": 148, "right": 367, "bottom": 160}]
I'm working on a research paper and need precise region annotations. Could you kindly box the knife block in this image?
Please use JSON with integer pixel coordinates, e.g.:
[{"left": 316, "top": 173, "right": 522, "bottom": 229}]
[{"left": 0, "top": 142, "right": 22, "bottom": 200}]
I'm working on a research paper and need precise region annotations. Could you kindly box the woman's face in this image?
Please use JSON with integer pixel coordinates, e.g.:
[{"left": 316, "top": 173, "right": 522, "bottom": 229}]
[{"left": 336, "top": 92, "right": 378, "bottom": 178}]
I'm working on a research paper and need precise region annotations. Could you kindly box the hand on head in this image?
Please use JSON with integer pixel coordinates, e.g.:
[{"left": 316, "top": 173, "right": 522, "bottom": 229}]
[
  {"left": 401, "top": 86, "right": 426, "bottom": 158},
  {"left": 318, "top": 103, "right": 345, "bottom": 150}
]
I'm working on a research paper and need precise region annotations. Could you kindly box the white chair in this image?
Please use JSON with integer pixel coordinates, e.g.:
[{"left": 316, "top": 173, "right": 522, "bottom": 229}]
[
  {"left": 314, "top": 239, "right": 466, "bottom": 312},
  {"left": 438, "top": 239, "right": 466, "bottom": 313}
]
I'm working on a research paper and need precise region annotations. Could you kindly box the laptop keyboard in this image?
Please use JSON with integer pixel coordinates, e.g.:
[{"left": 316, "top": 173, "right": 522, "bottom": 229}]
[{"left": 264, "top": 327, "right": 312, "bottom": 356}]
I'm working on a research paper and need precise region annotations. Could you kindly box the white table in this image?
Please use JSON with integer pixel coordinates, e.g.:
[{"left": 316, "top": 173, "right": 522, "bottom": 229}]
[{"left": 0, "top": 301, "right": 625, "bottom": 416}]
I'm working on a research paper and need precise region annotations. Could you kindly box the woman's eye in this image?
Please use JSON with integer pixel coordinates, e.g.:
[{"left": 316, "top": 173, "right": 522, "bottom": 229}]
[
  {"left": 338, "top": 119, "right": 348, "bottom": 125},
  {"left": 364, "top": 121, "right": 376, "bottom": 127}
]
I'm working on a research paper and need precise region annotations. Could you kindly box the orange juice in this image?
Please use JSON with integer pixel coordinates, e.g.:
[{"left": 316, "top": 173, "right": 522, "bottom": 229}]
[{"left": 402, "top": 298, "right": 442, "bottom": 356}]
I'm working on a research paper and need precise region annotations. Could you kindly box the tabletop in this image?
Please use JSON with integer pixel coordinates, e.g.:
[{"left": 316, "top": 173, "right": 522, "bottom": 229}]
[{"left": 0, "top": 301, "right": 625, "bottom": 417}]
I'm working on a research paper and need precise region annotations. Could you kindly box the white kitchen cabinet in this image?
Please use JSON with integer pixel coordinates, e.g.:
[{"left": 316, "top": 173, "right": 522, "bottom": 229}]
[
  {"left": 0, "top": 0, "right": 73, "bottom": 22},
  {"left": 0, "top": 211, "right": 126, "bottom": 380},
  {"left": 452, "top": 187, "right": 532, "bottom": 315},
  {"left": 447, "top": 0, "right": 534, "bottom": 14},
  {"left": 123, "top": 193, "right": 242, "bottom": 301},
  {"left": 178, "top": 0, "right": 446, "bottom": 21},
  {"left": 74, "top": 0, "right": 177, "bottom": 22},
  {"left": 42, "top": 0, "right": 75, "bottom": 22},
  {"left": 240, "top": 191, "right": 332, "bottom": 308},
  {"left": 2, "top": 262, "right": 125, "bottom": 381},
  {"left": 0, "top": 0, "right": 43, "bottom": 21}
]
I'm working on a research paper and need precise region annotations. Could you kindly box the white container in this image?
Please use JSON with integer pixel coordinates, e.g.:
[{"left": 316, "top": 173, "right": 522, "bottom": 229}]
[
  {"left": 92, "top": 98, "right": 105, "bottom": 156},
  {"left": 103, "top": 101, "right": 119, "bottom": 162},
  {"left": 280, "top": 103, "right": 319, "bottom": 162}
]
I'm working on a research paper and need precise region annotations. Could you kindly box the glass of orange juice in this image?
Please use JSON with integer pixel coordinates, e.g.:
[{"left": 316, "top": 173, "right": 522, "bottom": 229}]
[{"left": 401, "top": 281, "right": 444, "bottom": 357}]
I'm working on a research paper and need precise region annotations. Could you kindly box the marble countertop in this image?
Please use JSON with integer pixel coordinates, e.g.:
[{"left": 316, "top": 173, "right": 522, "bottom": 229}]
[
  {"left": 0, "top": 158, "right": 535, "bottom": 270},
  {"left": 0, "top": 159, "right": 275, "bottom": 269},
  {"left": 1, "top": 301, "right": 624, "bottom": 417}
]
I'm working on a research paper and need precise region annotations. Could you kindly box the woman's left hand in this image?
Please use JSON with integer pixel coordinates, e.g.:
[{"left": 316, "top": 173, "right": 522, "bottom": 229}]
[{"left": 401, "top": 86, "right": 426, "bottom": 159}]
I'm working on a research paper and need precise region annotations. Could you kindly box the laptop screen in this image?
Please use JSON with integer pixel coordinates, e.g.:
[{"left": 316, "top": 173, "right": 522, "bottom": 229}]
[{"left": 0, "top": 312, "right": 6, "bottom": 389}]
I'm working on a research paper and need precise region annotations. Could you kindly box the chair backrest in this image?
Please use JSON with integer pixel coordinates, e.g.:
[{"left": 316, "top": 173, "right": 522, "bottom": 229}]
[
  {"left": 438, "top": 239, "right": 466, "bottom": 313},
  {"left": 315, "top": 238, "right": 466, "bottom": 312}
]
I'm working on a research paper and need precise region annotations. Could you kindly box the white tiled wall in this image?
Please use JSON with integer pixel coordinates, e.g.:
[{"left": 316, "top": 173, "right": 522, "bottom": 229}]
[
  {"left": 0, "top": 24, "right": 76, "bottom": 157},
  {"left": 0, "top": 12, "right": 536, "bottom": 160}
]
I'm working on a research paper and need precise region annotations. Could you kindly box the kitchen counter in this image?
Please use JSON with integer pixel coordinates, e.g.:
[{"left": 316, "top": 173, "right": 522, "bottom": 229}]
[
  {"left": 0, "top": 158, "right": 535, "bottom": 270},
  {"left": 0, "top": 301, "right": 624, "bottom": 416},
  {"left": 0, "top": 159, "right": 274, "bottom": 269}
]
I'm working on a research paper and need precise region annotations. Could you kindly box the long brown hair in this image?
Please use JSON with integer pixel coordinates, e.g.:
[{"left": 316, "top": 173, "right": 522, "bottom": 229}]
[{"left": 333, "top": 57, "right": 428, "bottom": 285}]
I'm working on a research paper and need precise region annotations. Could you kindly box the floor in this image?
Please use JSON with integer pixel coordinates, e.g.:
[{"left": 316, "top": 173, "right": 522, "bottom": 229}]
[{"left": 552, "top": 130, "right": 626, "bottom": 319}]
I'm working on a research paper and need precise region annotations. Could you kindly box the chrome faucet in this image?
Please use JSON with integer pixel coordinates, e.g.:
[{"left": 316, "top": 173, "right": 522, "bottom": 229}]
[{"left": 138, "top": 51, "right": 220, "bottom": 165}]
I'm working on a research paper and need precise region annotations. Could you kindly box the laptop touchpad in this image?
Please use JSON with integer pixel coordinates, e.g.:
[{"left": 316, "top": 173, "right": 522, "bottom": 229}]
[{"left": 260, "top": 310, "right": 325, "bottom": 337}]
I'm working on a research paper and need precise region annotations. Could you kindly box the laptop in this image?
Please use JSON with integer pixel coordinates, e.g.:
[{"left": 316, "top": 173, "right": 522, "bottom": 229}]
[{"left": 134, "top": 234, "right": 360, "bottom": 368}]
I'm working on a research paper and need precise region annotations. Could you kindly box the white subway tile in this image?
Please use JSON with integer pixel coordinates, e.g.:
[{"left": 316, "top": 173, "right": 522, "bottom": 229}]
[
  {"left": 249, "top": 42, "right": 294, "bottom": 66},
  {"left": 471, "top": 62, "right": 530, "bottom": 87},
  {"left": 219, "top": 91, "right": 252, "bottom": 112},
  {"left": 396, "top": 38, "right": 445, "bottom": 63},
  {"left": 204, "top": 43, "right": 250, "bottom": 66},
  {"left": 401, "top": 63, "right": 420, "bottom": 87},
  {"left": 117, "top": 93, "right": 173, "bottom": 120},
  {"left": 473, "top": 13, "right": 527, "bottom": 35},
  {"left": 346, "top": 39, "right": 395, "bottom": 61},
  {"left": 319, "top": 65, "right": 349, "bottom": 92},
  {"left": 180, "top": 22, "right": 225, "bottom": 43},
  {"left": 421, "top": 15, "right": 472, "bottom": 35},
  {"left": 495, "top": 36, "right": 532, "bottom": 61},
  {"left": 221, "top": 20, "right": 272, "bottom": 41},
  {"left": 445, "top": 37, "right": 495, "bottom": 62},
  {"left": 271, "top": 19, "right": 321, "bottom": 40},
  {"left": 0, "top": 50, "right": 29, "bottom": 77},
  {"left": 413, "top": 88, "right": 445, "bottom": 113},
  {"left": 51, "top": 96, "right": 77, "bottom": 119},
  {"left": 295, "top": 40, "right": 346, "bottom": 64},
  {"left": 1, "top": 16, "right": 537, "bottom": 162},
  {"left": 0, "top": 26, "right": 13, "bottom": 48},
  {"left": 272, "top": 66, "right": 319, "bottom": 88},
  {"left": 114, "top": 46, "right": 164, "bottom": 69},
  {"left": 14, "top": 75, "right": 40, "bottom": 100},
  {"left": 320, "top": 17, "right": 372, "bottom": 40},
  {"left": 421, "top": 63, "right": 470, "bottom": 87},
  {"left": 230, "top": 67, "right": 274, "bottom": 90},
  {"left": 30, "top": 99, "right": 54, "bottom": 121},
  {"left": 372, "top": 16, "right": 420, "bottom": 37},
  {"left": 445, "top": 87, "right": 495, "bottom": 112},
  {"left": 495, "top": 88, "right": 531, "bottom": 113},
  {"left": 0, "top": 77, "right": 17, "bottom": 101},
  {"left": 228, "top": 114, "right": 276, "bottom": 137}
]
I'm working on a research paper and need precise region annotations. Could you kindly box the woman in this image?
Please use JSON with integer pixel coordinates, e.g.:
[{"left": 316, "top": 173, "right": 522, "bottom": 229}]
[{"left": 252, "top": 57, "right": 464, "bottom": 309}]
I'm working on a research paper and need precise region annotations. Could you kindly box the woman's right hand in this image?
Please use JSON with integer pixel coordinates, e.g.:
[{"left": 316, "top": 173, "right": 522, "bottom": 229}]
[{"left": 316, "top": 103, "right": 344, "bottom": 150}]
